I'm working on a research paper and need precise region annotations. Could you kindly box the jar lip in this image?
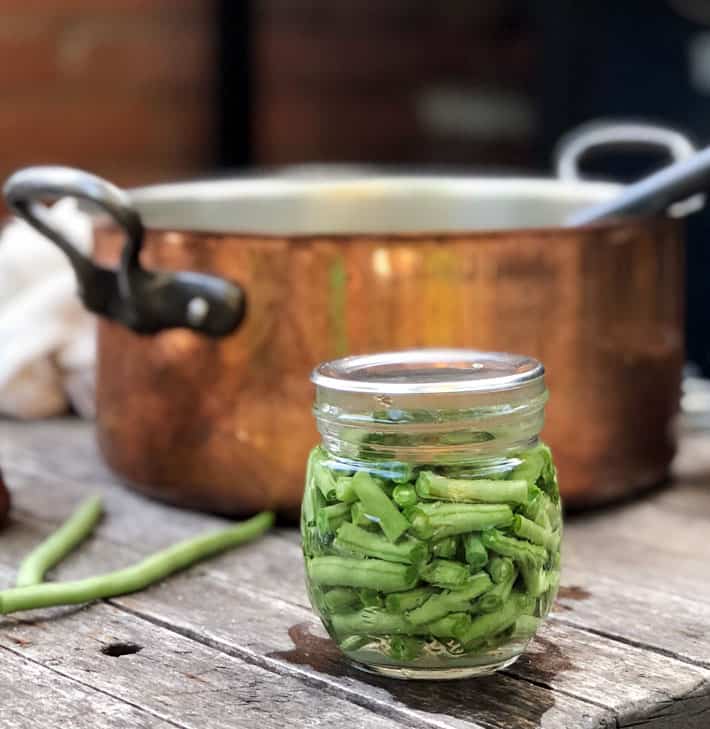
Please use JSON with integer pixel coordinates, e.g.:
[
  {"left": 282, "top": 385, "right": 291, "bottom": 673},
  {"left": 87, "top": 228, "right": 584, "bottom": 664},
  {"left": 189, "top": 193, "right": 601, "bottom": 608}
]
[{"left": 311, "top": 348, "right": 544, "bottom": 395}]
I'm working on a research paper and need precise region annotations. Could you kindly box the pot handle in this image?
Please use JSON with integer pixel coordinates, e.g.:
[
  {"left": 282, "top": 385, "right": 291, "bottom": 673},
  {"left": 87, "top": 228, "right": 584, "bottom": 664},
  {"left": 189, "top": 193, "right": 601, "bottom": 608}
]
[
  {"left": 3, "top": 166, "right": 246, "bottom": 336},
  {"left": 554, "top": 120, "right": 704, "bottom": 217}
]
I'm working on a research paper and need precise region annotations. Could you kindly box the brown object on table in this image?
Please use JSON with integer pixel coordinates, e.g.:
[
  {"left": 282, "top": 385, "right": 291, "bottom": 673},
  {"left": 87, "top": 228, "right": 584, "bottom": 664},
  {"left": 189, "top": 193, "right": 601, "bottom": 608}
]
[
  {"left": 1, "top": 418, "right": 710, "bottom": 729},
  {"left": 93, "top": 215, "right": 683, "bottom": 515},
  {"left": 0, "top": 467, "right": 9, "bottom": 524}
]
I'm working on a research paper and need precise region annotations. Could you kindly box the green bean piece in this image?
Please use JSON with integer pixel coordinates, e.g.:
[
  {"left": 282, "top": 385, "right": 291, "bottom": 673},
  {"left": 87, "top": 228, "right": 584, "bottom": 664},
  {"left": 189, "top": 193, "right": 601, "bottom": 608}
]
[
  {"left": 416, "top": 472, "right": 528, "bottom": 505},
  {"left": 314, "top": 461, "right": 337, "bottom": 501},
  {"left": 458, "top": 592, "right": 535, "bottom": 648},
  {"left": 352, "top": 471, "right": 410, "bottom": 542},
  {"left": 392, "top": 484, "right": 418, "bottom": 509},
  {"left": 303, "top": 449, "right": 326, "bottom": 526},
  {"left": 385, "top": 586, "right": 434, "bottom": 612},
  {"left": 462, "top": 534, "right": 488, "bottom": 570},
  {"left": 407, "top": 572, "right": 492, "bottom": 625},
  {"left": 512, "top": 514, "right": 559, "bottom": 552},
  {"left": 330, "top": 608, "right": 413, "bottom": 635},
  {"left": 323, "top": 587, "right": 360, "bottom": 612},
  {"left": 424, "top": 612, "right": 471, "bottom": 640},
  {"left": 509, "top": 449, "right": 544, "bottom": 486},
  {"left": 487, "top": 556, "right": 515, "bottom": 584},
  {"left": 404, "top": 507, "right": 434, "bottom": 540},
  {"left": 358, "top": 588, "right": 384, "bottom": 608},
  {"left": 340, "top": 635, "right": 371, "bottom": 652},
  {"left": 16, "top": 494, "right": 103, "bottom": 588},
  {"left": 335, "top": 476, "right": 357, "bottom": 503},
  {"left": 350, "top": 502, "right": 379, "bottom": 528},
  {"left": 480, "top": 529, "right": 547, "bottom": 568},
  {"left": 316, "top": 502, "right": 351, "bottom": 535},
  {"left": 308, "top": 556, "right": 418, "bottom": 593},
  {"left": 510, "top": 614, "right": 541, "bottom": 641},
  {"left": 521, "top": 485, "right": 545, "bottom": 523},
  {"left": 0, "top": 511, "right": 275, "bottom": 615},
  {"left": 410, "top": 502, "right": 513, "bottom": 539},
  {"left": 432, "top": 536, "right": 458, "bottom": 559},
  {"left": 419, "top": 559, "right": 471, "bottom": 589},
  {"left": 544, "top": 493, "right": 562, "bottom": 530},
  {"left": 334, "top": 522, "right": 429, "bottom": 565},
  {"left": 519, "top": 563, "right": 548, "bottom": 597},
  {"left": 389, "top": 636, "right": 424, "bottom": 661},
  {"left": 477, "top": 566, "right": 517, "bottom": 613}
]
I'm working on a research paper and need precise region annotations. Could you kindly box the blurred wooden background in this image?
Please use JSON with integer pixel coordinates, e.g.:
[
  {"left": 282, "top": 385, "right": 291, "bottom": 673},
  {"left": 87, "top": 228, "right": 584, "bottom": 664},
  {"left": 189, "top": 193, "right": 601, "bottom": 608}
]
[{"left": 0, "top": 0, "right": 217, "bottom": 188}]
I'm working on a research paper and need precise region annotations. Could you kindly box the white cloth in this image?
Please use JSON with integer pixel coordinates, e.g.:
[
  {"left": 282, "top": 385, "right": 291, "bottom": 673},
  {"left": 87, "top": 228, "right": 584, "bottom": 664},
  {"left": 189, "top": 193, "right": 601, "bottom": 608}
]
[{"left": 0, "top": 200, "right": 96, "bottom": 419}]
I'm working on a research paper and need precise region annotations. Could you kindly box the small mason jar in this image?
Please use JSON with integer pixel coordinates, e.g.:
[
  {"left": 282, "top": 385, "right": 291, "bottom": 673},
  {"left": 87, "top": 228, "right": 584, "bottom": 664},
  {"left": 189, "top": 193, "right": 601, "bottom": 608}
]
[{"left": 301, "top": 349, "right": 561, "bottom": 680}]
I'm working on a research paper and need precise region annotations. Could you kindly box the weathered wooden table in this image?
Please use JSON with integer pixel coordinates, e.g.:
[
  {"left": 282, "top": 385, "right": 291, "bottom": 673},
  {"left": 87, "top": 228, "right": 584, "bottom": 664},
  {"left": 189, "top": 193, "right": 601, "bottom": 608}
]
[{"left": 1, "top": 419, "right": 709, "bottom": 729}]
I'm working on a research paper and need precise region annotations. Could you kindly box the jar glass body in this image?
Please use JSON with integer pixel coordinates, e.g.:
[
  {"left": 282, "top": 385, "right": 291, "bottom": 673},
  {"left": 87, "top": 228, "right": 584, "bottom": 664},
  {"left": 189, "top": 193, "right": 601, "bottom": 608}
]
[{"left": 302, "top": 354, "right": 562, "bottom": 679}]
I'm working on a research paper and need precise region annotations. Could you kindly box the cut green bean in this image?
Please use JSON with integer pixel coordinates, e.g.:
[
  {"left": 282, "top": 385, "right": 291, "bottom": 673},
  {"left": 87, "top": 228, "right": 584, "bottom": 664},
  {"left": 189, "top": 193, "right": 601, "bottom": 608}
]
[
  {"left": 510, "top": 614, "right": 541, "bottom": 641},
  {"left": 487, "top": 556, "right": 515, "bottom": 584},
  {"left": 407, "top": 572, "right": 492, "bottom": 625},
  {"left": 358, "top": 588, "right": 384, "bottom": 608},
  {"left": 0, "top": 511, "right": 274, "bottom": 614},
  {"left": 424, "top": 612, "right": 471, "bottom": 640},
  {"left": 385, "top": 586, "right": 434, "bottom": 612},
  {"left": 317, "top": 502, "right": 351, "bottom": 535},
  {"left": 416, "top": 472, "right": 528, "bottom": 505},
  {"left": 480, "top": 529, "right": 547, "bottom": 568},
  {"left": 350, "top": 501, "right": 378, "bottom": 528},
  {"left": 431, "top": 536, "right": 458, "bottom": 559},
  {"left": 16, "top": 494, "right": 103, "bottom": 588},
  {"left": 335, "top": 476, "right": 357, "bottom": 503},
  {"left": 392, "top": 484, "right": 418, "bottom": 509},
  {"left": 352, "top": 471, "right": 410, "bottom": 542},
  {"left": 477, "top": 566, "right": 517, "bottom": 613},
  {"left": 389, "top": 636, "right": 424, "bottom": 661},
  {"left": 512, "top": 514, "right": 558, "bottom": 552},
  {"left": 334, "top": 522, "right": 428, "bottom": 565},
  {"left": 323, "top": 587, "right": 360, "bottom": 612},
  {"left": 308, "top": 556, "right": 418, "bottom": 593},
  {"left": 340, "top": 635, "right": 370, "bottom": 652},
  {"left": 331, "top": 608, "right": 413, "bottom": 635},
  {"left": 419, "top": 559, "right": 471, "bottom": 589},
  {"left": 314, "top": 460, "right": 337, "bottom": 501},
  {"left": 409, "top": 502, "right": 513, "bottom": 539},
  {"left": 459, "top": 592, "right": 535, "bottom": 648},
  {"left": 404, "top": 507, "right": 434, "bottom": 540},
  {"left": 519, "top": 563, "right": 548, "bottom": 598},
  {"left": 462, "top": 534, "right": 488, "bottom": 570}
]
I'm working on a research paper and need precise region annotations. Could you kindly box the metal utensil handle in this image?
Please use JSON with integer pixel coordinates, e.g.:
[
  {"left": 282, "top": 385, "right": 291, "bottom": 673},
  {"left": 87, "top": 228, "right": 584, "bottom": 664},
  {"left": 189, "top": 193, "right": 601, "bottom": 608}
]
[
  {"left": 3, "top": 166, "right": 246, "bottom": 337},
  {"left": 556, "top": 120, "right": 704, "bottom": 219}
]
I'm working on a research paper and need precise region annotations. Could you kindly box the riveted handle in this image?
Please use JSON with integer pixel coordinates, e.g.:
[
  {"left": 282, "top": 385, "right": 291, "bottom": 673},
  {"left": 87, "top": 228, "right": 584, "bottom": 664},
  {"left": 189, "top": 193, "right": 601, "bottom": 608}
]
[{"left": 3, "top": 166, "right": 246, "bottom": 336}]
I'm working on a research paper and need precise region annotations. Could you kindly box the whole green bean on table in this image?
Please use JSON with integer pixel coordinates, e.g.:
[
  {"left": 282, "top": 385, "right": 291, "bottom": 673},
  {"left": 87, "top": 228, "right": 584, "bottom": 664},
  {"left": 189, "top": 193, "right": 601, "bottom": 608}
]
[{"left": 302, "top": 441, "right": 562, "bottom": 670}]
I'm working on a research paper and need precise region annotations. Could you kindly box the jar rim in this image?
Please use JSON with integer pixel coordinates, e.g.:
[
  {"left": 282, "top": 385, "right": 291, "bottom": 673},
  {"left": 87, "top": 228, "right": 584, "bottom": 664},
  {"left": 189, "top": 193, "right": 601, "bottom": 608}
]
[{"left": 311, "top": 348, "right": 544, "bottom": 396}]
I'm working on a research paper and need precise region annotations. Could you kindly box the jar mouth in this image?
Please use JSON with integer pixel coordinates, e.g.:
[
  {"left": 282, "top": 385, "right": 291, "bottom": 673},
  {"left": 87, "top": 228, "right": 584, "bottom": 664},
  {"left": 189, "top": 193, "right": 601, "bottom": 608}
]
[
  {"left": 311, "top": 349, "right": 544, "bottom": 396},
  {"left": 312, "top": 349, "right": 548, "bottom": 463}
]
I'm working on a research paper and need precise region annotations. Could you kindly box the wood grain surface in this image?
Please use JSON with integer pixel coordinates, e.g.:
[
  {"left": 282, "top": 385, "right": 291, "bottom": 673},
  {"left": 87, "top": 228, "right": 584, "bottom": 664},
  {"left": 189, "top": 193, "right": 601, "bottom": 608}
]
[{"left": 1, "top": 419, "right": 709, "bottom": 728}]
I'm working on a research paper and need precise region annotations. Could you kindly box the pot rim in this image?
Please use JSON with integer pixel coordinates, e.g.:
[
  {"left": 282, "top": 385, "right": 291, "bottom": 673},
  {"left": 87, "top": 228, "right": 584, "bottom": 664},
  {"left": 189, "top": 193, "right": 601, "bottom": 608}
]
[{"left": 120, "top": 174, "right": 638, "bottom": 238}]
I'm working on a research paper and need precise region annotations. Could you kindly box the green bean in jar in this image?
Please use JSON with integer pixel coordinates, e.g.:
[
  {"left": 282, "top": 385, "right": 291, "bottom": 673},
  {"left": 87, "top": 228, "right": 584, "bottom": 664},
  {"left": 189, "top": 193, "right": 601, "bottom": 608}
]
[{"left": 302, "top": 349, "right": 561, "bottom": 679}]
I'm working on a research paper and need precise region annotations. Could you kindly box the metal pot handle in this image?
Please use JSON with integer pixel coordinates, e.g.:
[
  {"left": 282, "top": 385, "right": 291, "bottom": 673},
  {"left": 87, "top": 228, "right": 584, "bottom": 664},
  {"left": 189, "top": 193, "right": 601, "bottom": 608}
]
[
  {"left": 555, "top": 120, "right": 704, "bottom": 217},
  {"left": 3, "top": 166, "right": 246, "bottom": 336}
]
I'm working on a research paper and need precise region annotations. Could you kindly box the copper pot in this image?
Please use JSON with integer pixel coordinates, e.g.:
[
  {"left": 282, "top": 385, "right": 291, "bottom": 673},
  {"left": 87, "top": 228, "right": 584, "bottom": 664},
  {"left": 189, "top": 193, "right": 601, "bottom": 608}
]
[{"left": 3, "top": 123, "right": 701, "bottom": 513}]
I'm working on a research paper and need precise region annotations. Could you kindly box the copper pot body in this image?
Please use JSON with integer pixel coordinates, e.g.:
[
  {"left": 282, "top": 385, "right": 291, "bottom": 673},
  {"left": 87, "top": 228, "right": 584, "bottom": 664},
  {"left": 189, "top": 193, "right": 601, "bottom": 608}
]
[{"left": 93, "top": 200, "right": 684, "bottom": 513}]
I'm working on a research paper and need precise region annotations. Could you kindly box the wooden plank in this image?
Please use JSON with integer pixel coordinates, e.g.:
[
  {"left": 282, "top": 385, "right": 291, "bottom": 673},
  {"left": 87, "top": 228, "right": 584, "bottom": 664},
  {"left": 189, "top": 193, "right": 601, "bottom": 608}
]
[
  {"left": 508, "top": 620, "right": 710, "bottom": 729},
  {"left": 0, "top": 643, "right": 177, "bottom": 729},
  {"left": 3, "top": 419, "right": 710, "bottom": 727},
  {"left": 0, "top": 520, "right": 607, "bottom": 729},
  {"left": 5, "top": 427, "right": 710, "bottom": 674},
  {"left": 0, "top": 592, "right": 411, "bottom": 729}
]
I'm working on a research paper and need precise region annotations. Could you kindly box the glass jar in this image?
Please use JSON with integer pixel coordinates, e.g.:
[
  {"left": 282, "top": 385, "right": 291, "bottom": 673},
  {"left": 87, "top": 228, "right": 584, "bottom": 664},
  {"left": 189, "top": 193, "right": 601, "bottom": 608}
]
[{"left": 301, "top": 349, "right": 561, "bottom": 680}]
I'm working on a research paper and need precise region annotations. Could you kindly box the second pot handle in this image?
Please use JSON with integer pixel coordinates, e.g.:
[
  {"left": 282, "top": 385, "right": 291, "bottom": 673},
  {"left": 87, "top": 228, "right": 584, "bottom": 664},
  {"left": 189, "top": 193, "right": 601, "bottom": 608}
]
[
  {"left": 3, "top": 166, "right": 246, "bottom": 337},
  {"left": 555, "top": 120, "right": 704, "bottom": 217}
]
